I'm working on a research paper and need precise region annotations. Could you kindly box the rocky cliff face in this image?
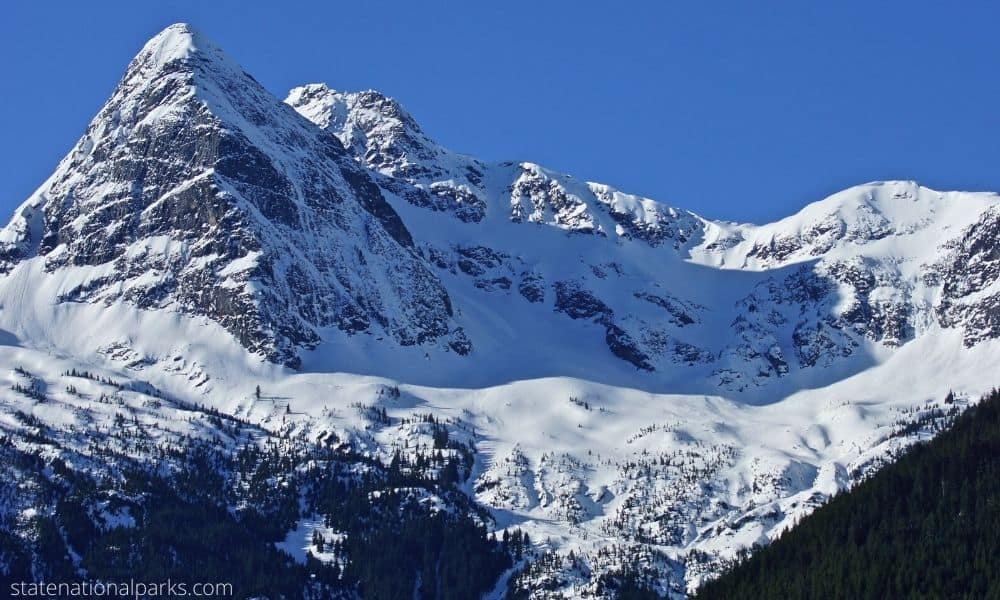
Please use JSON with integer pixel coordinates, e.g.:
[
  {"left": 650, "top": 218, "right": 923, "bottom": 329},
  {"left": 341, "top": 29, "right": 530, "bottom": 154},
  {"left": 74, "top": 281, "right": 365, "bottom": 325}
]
[{"left": 927, "top": 204, "right": 1000, "bottom": 345}]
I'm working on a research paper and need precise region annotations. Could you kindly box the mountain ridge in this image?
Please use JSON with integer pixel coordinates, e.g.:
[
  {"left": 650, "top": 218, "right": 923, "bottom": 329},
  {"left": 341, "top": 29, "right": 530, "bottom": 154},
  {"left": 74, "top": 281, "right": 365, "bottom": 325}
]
[{"left": 284, "top": 79, "right": 1000, "bottom": 394}]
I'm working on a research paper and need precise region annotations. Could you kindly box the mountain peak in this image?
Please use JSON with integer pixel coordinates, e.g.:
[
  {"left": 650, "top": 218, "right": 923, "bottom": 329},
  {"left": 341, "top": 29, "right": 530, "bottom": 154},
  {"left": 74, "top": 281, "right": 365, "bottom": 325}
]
[
  {"left": 118, "top": 23, "right": 253, "bottom": 104},
  {"left": 142, "top": 23, "right": 201, "bottom": 63},
  {"left": 286, "top": 84, "right": 460, "bottom": 181},
  {"left": 128, "top": 23, "right": 233, "bottom": 77},
  {"left": 286, "top": 84, "right": 418, "bottom": 131},
  {"left": 0, "top": 24, "right": 455, "bottom": 368}
]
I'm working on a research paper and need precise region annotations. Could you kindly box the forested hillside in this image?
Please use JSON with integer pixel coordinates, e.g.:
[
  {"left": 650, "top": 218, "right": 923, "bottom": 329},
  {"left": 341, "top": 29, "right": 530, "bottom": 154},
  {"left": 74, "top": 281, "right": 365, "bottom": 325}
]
[{"left": 695, "top": 389, "right": 1000, "bottom": 600}]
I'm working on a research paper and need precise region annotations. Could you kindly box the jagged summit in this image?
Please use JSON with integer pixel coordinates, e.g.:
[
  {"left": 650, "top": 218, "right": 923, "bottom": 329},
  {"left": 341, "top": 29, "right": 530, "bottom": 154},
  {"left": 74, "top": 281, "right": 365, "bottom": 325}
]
[
  {"left": 287, "top": 83, "right": 426, "bottom": 139},
  {"left": 134, "top": 23, "right": 212, "bottom": 68},
  {"left": 286, "top": 83, "right": 483, "bottom": 188},
  {"left": 122, "top": 23, "right": 249, "bottom": 105}
]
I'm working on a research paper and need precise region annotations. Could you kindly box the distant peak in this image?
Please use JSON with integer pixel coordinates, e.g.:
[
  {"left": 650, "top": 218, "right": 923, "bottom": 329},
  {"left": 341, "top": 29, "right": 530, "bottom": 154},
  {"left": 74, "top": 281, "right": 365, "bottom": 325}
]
[
  {"left": 353, "top": 88, "right": 402, "bottom": 108},
  {"left": 290, "top": 82, "right": 332, "bottom": 96},
  {"left": 288, "top": 85, "right": 414, "bottom": 125},
  {"left": 286, "top": 83, "right": 336, "bottom": 108}
]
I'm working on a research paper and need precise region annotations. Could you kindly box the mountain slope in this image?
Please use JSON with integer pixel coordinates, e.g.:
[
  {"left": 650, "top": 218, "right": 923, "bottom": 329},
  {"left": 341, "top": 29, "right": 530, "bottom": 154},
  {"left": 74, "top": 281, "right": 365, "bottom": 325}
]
[{"left": 694, "top": 388, "right": 1000, "bottom": 600}]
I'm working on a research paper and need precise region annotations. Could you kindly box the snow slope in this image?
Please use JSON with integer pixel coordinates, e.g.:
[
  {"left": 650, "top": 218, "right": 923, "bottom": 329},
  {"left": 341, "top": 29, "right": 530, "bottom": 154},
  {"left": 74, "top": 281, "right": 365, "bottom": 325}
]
[{"left": 2, "top": 23, "right": 1000, "bottom": 597}]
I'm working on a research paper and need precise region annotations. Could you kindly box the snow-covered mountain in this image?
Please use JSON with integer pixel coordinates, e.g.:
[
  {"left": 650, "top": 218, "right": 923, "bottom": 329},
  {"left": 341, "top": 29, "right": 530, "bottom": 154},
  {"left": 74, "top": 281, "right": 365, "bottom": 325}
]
[
  {"left": 284, "top": 82, "right": 1000, "bottom": 398},
  {"left": 3, "top": 23, "right": 1000, "bottom": 598},
  {"left": 0, "top": 24, "right": 457, "bottom": 369}
]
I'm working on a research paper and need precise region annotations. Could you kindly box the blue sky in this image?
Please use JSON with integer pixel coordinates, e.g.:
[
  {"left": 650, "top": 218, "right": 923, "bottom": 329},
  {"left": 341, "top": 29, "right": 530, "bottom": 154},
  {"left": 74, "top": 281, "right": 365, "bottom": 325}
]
[{"left": 2, "top": 1, "right": 999, "bottom": 223}]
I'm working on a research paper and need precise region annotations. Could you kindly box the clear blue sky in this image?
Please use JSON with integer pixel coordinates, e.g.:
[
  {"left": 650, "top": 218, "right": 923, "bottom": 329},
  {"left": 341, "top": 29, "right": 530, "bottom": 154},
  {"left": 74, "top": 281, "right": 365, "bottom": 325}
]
[{"left": 3, "top": 1, "right": 999, "bottom": 223}]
